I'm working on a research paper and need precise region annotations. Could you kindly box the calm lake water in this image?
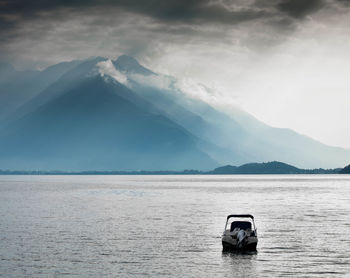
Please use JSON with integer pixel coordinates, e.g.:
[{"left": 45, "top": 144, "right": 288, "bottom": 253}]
[{"left": 0, "top": 175, "right": 350, "bottom": 277}]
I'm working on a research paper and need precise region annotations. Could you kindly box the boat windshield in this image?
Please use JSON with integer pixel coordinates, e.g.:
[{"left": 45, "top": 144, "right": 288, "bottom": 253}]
[
  {"left": 230, "top": 221, "right": 251, "bottom": 231},
  {"left": 226, "top": 217, "right": 254, "bottom": 231}
]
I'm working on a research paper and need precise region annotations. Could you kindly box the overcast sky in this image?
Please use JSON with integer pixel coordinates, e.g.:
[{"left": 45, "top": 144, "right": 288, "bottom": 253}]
[{"left": 1, "top": 0, "right": 350, "bottom": 148}]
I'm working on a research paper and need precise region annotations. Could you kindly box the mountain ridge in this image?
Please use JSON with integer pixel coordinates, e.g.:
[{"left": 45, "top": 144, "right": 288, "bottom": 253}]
[{"left": 0, "top": 55, "right": 349, "bottom": 170}]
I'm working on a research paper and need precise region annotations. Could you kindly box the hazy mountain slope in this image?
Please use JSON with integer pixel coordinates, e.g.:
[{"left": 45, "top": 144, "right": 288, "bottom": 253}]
[
  {"left": 1, "top": 57, "right": 104, "bottom": 127},
  {"left": 221, "top": 106, "right": 350, "bottom": 168},
  {"left": 112, "top": 56, "right": 247, "bottom": 163},
  {"left": 186, "top": 97, "right": 350, "bottom": 168},
  {"left": 0, "top": 75, "right": 217, "bottom": 171},
  {"left": 0, "top": 59, "right": 82, "bottom": 122},
  {"left": 0, "top": 62, "right": 21, "bottom": 82},
  {"left": 117, "top": 56, "right": 350, "bottom": 168},
  {"left": 0, "top": 65, "right": 40, "bottom": 120},
  {"left": 126, "top": 78, "right": 245, "bottom": 164}
]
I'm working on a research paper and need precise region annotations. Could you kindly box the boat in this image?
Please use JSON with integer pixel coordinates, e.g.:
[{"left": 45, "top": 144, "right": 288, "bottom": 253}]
[{"left": 222, "top": 214, "right": 258, "bottom": 251}]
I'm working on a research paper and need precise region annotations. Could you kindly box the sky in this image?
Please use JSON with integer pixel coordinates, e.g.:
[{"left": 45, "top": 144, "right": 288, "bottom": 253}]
[{"left": 0, "top": 0, "right": 350, "bottom": 148}]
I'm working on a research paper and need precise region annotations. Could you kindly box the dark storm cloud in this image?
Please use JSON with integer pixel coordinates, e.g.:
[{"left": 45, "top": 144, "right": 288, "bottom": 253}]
[
  {"left": 277, "top": 0, "right": 325, "bottom": 18},
  {"left": 0, "top": 0, "right": 325, "bottom": 43},
  {"left": 336, "top": 0, "right": 350, "bottom": 6},
  {"left": 0, "top": 0, "right": 269, "bottom": 28},
  {"left": 0, "top": 0, "right": 269, "bottom": 61},
  {"left": 0, "top": 0, "right": 345, "bottom": 32},
  {"left": 0, "top": 0, "right": 346, "bottom": 67}
]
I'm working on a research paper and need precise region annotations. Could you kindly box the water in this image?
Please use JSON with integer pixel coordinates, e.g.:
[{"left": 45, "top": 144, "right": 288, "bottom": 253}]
[{"left": 0, "top": 175, "right": 350, "bottom": 277}]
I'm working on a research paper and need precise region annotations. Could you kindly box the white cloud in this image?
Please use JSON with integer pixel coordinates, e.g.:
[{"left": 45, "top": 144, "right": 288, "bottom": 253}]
[
  {"left": 128, "top": 73, "right": 173, "bottom": 91},
  {"left": 127, "top": 70, "right": 239, "bottom": 111},
  {"left": 175, "top": 78, "right": 233, "bottom": 107},
  {"left": 97, "top": 59, "right": 128, "bottom": 85}
]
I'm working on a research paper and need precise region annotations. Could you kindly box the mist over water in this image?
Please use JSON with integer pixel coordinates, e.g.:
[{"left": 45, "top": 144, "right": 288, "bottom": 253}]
[{"left": 1, "top": 175, "right": 349, "bottom": 277}]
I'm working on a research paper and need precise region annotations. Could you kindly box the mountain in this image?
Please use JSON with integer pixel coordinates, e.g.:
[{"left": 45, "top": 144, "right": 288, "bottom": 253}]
[
  {"left": 339, "top": 164, "right": 350, "bottom": 174},
  {"left": 0, "top": 55, "right": 349, "bottom": 170},
  {"left": 0, "top": 73, "right": 217, "bottom": 170}
]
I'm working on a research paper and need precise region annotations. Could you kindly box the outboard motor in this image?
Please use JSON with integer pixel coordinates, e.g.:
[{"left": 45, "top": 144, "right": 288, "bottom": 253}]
[{"left": 236, "top": 229, "right": 247, "bottom": 249}]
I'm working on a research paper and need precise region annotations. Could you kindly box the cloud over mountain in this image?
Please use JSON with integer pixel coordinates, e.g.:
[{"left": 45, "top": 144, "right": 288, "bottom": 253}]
[
  {"left": 97, "top": 59, "right": 128, "bottom": 85},
  {"left": 0, "top": 1, "right": 350, "bottom": 149}
]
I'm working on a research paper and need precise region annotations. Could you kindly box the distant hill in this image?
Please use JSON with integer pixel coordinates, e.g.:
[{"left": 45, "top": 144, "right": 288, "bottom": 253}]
[
  {"left": 210, "top": 165, "right": 238, "bottom": 174},
  {"left": 339, "top": 164, "right": 350, "bottom": 174},
  {"left": 210, "top": 161, "right": 339, "bottom": 174}
]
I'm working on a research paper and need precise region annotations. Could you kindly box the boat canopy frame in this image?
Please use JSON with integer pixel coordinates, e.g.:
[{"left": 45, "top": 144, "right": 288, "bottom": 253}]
[
  {"left": 227, "top": 214, "right": 254, "bottom": 220},
  {"left": 224, "top": 214, "right": 257, "bottom": 232}
]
